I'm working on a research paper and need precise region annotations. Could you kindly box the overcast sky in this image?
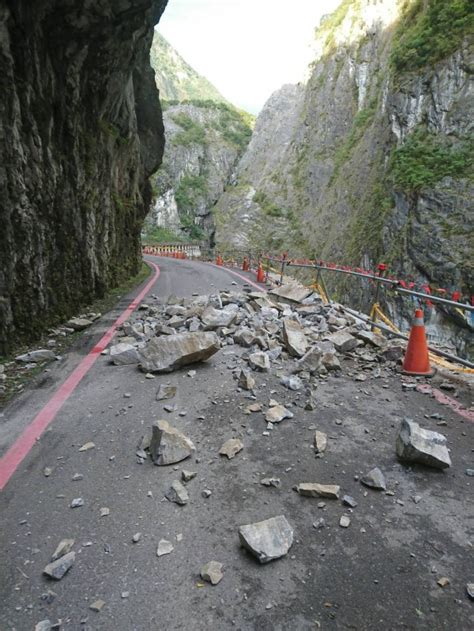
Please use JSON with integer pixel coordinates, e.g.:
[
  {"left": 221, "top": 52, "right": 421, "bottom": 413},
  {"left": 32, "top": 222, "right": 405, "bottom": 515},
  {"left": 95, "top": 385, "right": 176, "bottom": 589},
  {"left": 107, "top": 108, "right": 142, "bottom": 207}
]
[{"left": 157, "top": 0, "right": 342, "bottom": 114}]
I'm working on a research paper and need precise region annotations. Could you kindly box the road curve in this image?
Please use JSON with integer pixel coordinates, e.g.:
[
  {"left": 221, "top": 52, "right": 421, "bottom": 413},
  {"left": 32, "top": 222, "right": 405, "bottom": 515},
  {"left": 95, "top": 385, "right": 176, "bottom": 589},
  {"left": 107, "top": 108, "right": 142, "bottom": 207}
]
[{"left": 0, "top": 256, "right": 473, "bottom": 631}]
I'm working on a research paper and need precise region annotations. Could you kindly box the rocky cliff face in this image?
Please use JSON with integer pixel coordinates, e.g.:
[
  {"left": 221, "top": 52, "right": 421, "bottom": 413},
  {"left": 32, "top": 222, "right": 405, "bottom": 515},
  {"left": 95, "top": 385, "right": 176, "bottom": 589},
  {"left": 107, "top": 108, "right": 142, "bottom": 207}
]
[
  {"left": 144, "top": 101, "right": 252, "bottom": 243},
  {"left": 215, "top": 0, "right": 473, "bottom": 355},
  {"left": 0, "top": 0, "right": 167, "bottom": 353}
]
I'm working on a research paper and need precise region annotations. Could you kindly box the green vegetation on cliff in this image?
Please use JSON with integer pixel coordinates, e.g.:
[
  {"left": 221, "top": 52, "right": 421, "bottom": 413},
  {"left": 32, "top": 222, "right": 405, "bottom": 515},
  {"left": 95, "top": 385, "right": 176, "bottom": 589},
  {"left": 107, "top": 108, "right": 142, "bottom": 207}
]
[
  {"left": 390, "top": 128, "right": 474, "bottom": 191},
  {"left": 391, "top": 0, "right": 474, "bottom": 72},
  {"left": 171, "top": 113, "right": 207, "bottom": 146},
  {"left": 175, "top": 174, "right": 208, "bottom": 212}
]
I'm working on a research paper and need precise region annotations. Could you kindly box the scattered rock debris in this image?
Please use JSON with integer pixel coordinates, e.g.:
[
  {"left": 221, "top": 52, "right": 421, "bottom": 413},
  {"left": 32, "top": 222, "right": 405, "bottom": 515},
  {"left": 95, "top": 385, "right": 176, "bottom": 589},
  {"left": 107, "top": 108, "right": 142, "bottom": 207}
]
[
  {"left": 219, "top": 438, "right": 244, "bottom": 459},
  {"left": 200, "top": 561, "right": 224, "bottom": 585},
  {"left": 396, "top": 418, "right": 451, "bottom": 469},
  {"left": 165, "top": 480, "right": 189, "bottom": 505},
  {"left": 238, "top": 515, "right": 294, "bottom": 564},
  {"left": 360, "top": 467, "right": 386, "bottom": 491}
]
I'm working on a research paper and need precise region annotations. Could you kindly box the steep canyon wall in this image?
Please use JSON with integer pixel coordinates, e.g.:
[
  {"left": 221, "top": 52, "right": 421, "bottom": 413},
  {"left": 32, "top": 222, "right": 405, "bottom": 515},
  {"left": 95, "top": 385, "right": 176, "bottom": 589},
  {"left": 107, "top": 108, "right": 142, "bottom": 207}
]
[
  {"left": 0, "top": 0, "right": 167, "bottom": 353},
  {"left": 215, "top": 0, "right": 473, "bottom": 353}
]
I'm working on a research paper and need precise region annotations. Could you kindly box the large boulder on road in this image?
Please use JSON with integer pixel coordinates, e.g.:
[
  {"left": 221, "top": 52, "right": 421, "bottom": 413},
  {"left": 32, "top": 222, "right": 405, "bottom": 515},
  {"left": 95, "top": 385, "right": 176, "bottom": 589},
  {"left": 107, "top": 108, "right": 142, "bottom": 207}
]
[{"left": 138, "top": 332, "right": 220, "bottom": 373}]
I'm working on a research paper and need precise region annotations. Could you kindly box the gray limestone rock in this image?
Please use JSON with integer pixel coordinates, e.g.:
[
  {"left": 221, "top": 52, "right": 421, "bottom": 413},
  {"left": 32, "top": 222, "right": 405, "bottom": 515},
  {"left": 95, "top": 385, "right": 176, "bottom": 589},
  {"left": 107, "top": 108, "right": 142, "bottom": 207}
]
[
  {"left": 281, "top": 374, "right": 303, "bottom": 390},
  {"left": 157, "top": 539, "right": 174, "bottom": 556},
  {"left": 219, "top": 438, "right": 244, "bottom": 459},
  {"left": 16, "top": 349, "right": 55, "bottom": 363},
  {"left": 396, "top": 418, "right": 451, "bottom": 469},
  {"left": 361, "top": 467, "right": 386, "bottom": 490},
  {"left": 233, "top": 327, "right": 257, "bottom": 347},
  {"left": 200, "top": 560, "right": 224, "bottom": 585},
  {"left": 43, "top": 551, "right": 75, "bottom": 580},
  {"left": 109, "top": 343, "right": 140, "bottom": 365},
  {"left": 299, "top": 345, "right": 323, "bottom": 373},
  {"left": 295, "top": 483, "right": 339, "bottom": 499},
  {"left": 355, "top": 330, "right": 386, "bottom": 348},
  {"left": 327, "top": 330, "right": 358, "bottom": 353},
  {"left": 238, "top": 369, "right": 256, "bottom": 390},
  {"left": 66, "top": 317, "right": 93, "bottom": 331},
  {"left": 269, "top": 284, "right": 312, "bottom": 304},
  {"left": 156, "top": 384, "right": 177, "bottom": 401},
  {"left": 51, "top": 539, "right": 74, "bottom": 562},
  {"left": 165, "top": 480, "right": 189, "bottom": 505},
  {"left": 265, "top": 404, "right": 293, "bottom": 424},
  {"left": 313, "top": 431, "right": 327, "bottom": 454},
  {"left": 321, "top": 352, "right": 341, "bottom": 371},
  {"left": 282, "top": 319, "right": 308, "bottom": 357},
  {"left": 260, "top": 477, "right": 281, "bottom": 487},
  {"left": 150, "top": 420, "right": 195, "bottom": 465},
  {"left": 181, "top": 469, "right": 197, "bottom": 482},
  {"left": 248, "top": 351, "right": 270, "bottom": 372},
  {"left": 201, "top": 305, "right": 238, "bottom": 330},
  {"left": 343, "top": 495, "right": 357, "bottom": 508},
  {"left": 238, "top": 515, "right": 294, "bottom": 563},
  {"left": 138, "top": 332, "right": 220, "bottom": 373}
]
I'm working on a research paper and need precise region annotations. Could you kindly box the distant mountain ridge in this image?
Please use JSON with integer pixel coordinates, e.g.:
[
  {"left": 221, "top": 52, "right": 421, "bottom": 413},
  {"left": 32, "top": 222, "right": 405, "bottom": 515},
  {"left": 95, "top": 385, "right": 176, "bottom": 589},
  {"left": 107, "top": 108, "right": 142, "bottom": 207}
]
[
  {"left": 150, "top": 31, "right": 227, "bottom": 103},
  {"left": 144, "top": 32, "right": 253, "bottom": 245}
]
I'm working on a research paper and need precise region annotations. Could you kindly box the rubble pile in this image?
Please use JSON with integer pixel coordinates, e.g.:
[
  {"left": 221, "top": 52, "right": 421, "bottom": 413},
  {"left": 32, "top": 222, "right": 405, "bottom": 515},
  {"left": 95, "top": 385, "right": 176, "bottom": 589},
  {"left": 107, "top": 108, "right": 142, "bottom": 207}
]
[{"left": 107, "top": 284, "right": 404, "bottom": 385}]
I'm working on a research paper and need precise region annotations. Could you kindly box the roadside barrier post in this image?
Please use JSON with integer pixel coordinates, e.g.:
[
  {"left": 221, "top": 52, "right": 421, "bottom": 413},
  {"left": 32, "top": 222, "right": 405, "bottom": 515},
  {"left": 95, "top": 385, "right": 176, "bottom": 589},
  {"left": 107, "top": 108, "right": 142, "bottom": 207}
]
[
  {"left": 371, "top": 263, "right": 387, "bottom": 331},
  {"left": 280, "top": 252, "right": 287, "bottom": 285}
]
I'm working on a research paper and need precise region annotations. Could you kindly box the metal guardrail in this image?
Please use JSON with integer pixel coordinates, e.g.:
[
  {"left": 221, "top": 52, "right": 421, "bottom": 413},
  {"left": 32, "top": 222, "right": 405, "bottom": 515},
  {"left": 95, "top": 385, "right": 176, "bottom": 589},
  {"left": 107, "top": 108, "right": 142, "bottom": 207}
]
[{"left": 209, "top": 248, "right": 473, "bottom": 370}]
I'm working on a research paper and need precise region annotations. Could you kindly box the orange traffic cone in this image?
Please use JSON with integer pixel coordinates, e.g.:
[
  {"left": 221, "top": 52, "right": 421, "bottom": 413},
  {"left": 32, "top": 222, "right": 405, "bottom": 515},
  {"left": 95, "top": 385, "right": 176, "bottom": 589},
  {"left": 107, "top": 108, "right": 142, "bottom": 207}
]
[
  {"left": 402, "top": 308, "right": 434, "bottom": 376},
  {"left": 216, "top": 255, "right": 223, "bottom": 266},
  {"left": 242, "top": 257, "right": 249, "bottom": 271},
  {"left": 256, "top": 261, "right": 265, "bottom": 283}
]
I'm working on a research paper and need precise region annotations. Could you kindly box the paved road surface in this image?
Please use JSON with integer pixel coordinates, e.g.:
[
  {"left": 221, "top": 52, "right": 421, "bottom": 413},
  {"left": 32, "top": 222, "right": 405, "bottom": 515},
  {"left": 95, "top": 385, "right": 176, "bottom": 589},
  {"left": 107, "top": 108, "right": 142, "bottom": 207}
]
[{"left": 1, "top": 256, "right": 473, "bottom": 630}]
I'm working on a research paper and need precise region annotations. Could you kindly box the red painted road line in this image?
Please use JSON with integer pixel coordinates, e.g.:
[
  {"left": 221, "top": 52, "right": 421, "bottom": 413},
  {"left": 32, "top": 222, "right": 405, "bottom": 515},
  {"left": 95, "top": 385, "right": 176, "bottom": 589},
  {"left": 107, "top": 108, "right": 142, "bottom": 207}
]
[
  {"left": 416, "top": 384, "right": 474, "bottom": 422},
  {"left": 0, "top": 261, "right": 161, "bottom": 491},
  {"left": 207, "top": 263, "right": 265, "bottom": 292}
]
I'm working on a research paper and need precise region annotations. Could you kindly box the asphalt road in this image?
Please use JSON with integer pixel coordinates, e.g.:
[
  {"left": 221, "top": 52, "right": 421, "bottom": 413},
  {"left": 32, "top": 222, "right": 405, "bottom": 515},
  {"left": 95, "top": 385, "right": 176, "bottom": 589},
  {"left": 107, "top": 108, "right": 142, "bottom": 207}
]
[{"left": 0, "top": 256, "right": 473, "bottom": 631}]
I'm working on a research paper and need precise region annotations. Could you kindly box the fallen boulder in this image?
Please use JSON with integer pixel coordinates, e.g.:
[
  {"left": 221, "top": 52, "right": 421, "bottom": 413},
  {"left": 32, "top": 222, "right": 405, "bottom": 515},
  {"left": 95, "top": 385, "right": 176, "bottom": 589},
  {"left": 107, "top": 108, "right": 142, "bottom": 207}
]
[
  {"left": 238, "top": 369, "right": 255, "bottom": 391},
  {"left": 313, "top": 431, "right": 327, "bottom": 454},
  {"left": 156, "top": 384, "right": 177, "bottom": 401},
  {"left": 270, "top": 283, "right": 312, "bottom": 304},
  {"left": 16, "top": 349, "right": 55, "bottom": 363},
  {"left": 294, "top": 483, "right": 339, "bottom": 499},
  {"left": 238, "top": 515, "right": 294, "bottom": 563},
  {"left": 201, "top": 305, "right": 238, "bottom": 329},
  {"left": 265, "top": 404, "right": 294, "bottom": 424},
  {"left": 109, "top": 343, "right": 140, "bottom": 365},
  {"left": 150, "top": 420, "right": 195, "bottom": 465},
  {"left": 248, "top": 351, "right": 270, "bottom": 372},
  {"left": 219, "top": 438, "right": 244, "bottom": 459},
  {"left": 165, "top": 480, "right": 189, "bottom": 505},
  {"left": 361, "top": 467, "right": 386, "bottom": 490},
  {"left": 138, "top": 332, "right": 220, "bottom": 373},
  {"left": 327, "top": 330, "right": 358, "bottom": 353},
  {"left": 43, "top": 552, "right": 75, "bottom": 580},
  {"left": 282, "top": 319, "right": 308, "bottom": 357},
  {"left": 396, "top": 418, "right": 451, "bottom": 469},
  {"left": 66, "top": 317, "right": 93, "bottom": 331},
  {"left": 201, "top": 561, "right": 224, "bottom": 585}
]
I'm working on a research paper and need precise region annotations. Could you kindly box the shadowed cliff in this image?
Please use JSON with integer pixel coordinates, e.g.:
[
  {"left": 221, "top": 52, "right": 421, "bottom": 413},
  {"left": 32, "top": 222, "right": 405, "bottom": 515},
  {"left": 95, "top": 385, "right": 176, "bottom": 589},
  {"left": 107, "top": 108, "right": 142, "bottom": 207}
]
[{"left": 0, "top": 0, "right": 168, "bottom": 353}]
